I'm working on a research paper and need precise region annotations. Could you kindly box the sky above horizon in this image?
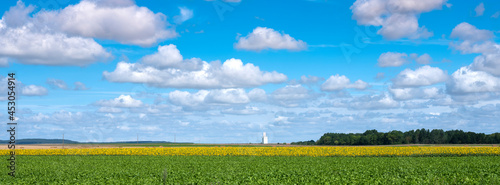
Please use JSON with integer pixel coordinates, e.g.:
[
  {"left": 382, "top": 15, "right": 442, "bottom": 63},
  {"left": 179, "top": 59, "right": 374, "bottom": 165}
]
[{"left": 1, "top": 0, "right": 500, "bottom": 143}]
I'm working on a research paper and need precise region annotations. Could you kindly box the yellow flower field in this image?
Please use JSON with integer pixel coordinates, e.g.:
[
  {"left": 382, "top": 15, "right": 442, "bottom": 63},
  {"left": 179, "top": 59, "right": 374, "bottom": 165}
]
[{"left": 1, "top": 146, "right": 500, "bottom": 157}]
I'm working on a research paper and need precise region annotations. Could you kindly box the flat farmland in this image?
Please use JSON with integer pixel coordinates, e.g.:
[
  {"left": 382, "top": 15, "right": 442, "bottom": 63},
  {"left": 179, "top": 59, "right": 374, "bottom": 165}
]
[
  {"left": 1, "top": 145, "right": 500, "bottom": 184},
  {"left": 1, "top": 155, "right": 499, "bottom": 184},
  {"left": 0, "top": 143, "right": 278, "bottom": 150},
  {"left": 1, "top": 143, "right": 497, "bottom": 150}
]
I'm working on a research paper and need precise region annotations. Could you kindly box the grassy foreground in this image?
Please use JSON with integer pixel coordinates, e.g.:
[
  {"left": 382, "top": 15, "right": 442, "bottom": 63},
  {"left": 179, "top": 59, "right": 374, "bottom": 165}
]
[{"left": 1, "top": 156, "right": 499, "bottom": 184}]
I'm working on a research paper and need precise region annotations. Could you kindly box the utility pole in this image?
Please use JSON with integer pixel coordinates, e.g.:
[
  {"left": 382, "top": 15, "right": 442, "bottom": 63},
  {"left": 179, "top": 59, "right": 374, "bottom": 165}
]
[
  {"left": 62, "top": 133, "right": 64, "bottom": 149},
  {"left": 174, "top": 134, "right": 176, "bottom": 143},
  {"left": 137, "top": 133, "right": 139, "bottom": 144}
]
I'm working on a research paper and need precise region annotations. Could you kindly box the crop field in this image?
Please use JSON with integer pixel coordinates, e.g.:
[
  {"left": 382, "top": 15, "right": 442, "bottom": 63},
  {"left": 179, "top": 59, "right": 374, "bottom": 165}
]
[
  {"left": 1, "top": 146, "right": 500, "bottom": 184},
  {"left": 2, "top": 146, "right": 500, "bottom": 157},
  {"left": 1, "top": 155, "right": 499, "bottom": 184}
]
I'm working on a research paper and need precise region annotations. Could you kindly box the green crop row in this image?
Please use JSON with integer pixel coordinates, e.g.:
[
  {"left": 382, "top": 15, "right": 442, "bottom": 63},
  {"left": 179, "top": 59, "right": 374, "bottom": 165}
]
[{"left": 1, "top": 155, "right": 499, "bottom": 184}]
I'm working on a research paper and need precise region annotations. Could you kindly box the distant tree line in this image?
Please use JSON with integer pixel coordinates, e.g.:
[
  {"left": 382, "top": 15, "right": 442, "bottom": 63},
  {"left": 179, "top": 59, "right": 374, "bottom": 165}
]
[{"left": 292, "top": 129, "right": 500, "bottom": 145}]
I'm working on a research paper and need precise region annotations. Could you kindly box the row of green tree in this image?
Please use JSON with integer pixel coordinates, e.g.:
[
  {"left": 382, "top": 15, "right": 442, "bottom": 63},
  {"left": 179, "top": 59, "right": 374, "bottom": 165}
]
[{"left": 292, "top": 129, "right": 500, "bottom": 145}]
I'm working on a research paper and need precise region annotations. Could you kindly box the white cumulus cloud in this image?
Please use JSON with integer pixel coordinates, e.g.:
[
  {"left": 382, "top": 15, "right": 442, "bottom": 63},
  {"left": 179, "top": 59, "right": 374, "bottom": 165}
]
[
  {"left": 21, "top": 85, "right": 48, "bottom": 96},
  {"left": 415, "top": 53, "right": 432, "bottom": 64},
  {"left": 103, "top": 45, "right": 287, "bottom": 89},
  {"left": 221, "top": 106, "right": 265, "bottom": 115},
  {"left": 450, "top": 23, "right": 500, "bottom": 77},
  {"left": 321, "top": 75, "right": 369, "bottom": 91},
  {"left": 169, "top": 89, "right": 250, "bottom": 111},
  {"left": 235, "top": 27, "right": 307, "bottom": 51},
  {"left": 0, "top": 1, "right": 111, "bottom": 66},
  {"left": 46, "top": 78, "right": 69, "bottom": 90},
  {"left": 450, "top": 22, "right": 494, "bottom": 43},
  {"left": 348, "top": 94, "right": 400, "bottom": 110},
  {"left": 95, "top": 95, "right": 143, "bottom": 108},
  {"left": 350, "top": 0, "right": 447, "bottom": 40},
  {"left": 378, "top": 52, "right": 408, "bottom": 67},
  {"left": 475, "top": 2, "right": 485, "bottom": 16},
  {"left": 447, "top": 66, "right": 500, "bottom": 94},
  {"left": 74, "top": 82, "right": 89, "bottom": 90},
  {"left": 141, "top": 44, "right": 184, "bottom": 69},
  {"left": 271, "top": 85, "right": 321, "bottom": 107},
  {"left": 392, "top": 65, "right": 448, "bottom": 87},
  {"left": 0, "top": 57, "right": 8, "bottom": 67},
  {"left": 390, "top": 87, "right": 445, "bottom": 100},
  {"left": 174, "top": 7, "right": 193, "bottom": 24},
  {"left": 98, "top": 107, "right": 123, "bottom": 113},
  {"left": 36, "top": 0, "right": 177, "bottom": 46},
  {"left": 248, "top": 88, "right": 267, "bottom": 102}
]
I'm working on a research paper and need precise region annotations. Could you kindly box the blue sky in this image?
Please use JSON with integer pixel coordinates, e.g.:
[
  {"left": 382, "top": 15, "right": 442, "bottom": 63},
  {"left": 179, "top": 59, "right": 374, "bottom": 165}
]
[{"left": 1, "top": 0, "right": 500, "bottom": 143}]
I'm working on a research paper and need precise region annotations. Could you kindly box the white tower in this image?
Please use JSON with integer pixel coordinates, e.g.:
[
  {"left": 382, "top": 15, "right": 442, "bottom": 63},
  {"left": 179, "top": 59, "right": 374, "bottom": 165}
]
[{"left": 262, "top": 132, "right": 268, "bottom": 144}]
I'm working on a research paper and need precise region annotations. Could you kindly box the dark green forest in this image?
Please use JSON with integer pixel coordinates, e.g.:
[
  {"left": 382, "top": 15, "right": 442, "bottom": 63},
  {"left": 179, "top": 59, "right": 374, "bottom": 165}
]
[{"left": 292, "top": 129, "right": 500, "bottom": 145}]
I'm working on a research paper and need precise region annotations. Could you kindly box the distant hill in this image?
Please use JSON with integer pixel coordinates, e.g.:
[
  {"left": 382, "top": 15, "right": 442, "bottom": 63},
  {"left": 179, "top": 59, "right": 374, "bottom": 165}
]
[
  {"left": 0, "top": 139, "right": 79, "bottom": 144},
  {"left": 0, "top": 139, "right": 190, "bottom": 145}
]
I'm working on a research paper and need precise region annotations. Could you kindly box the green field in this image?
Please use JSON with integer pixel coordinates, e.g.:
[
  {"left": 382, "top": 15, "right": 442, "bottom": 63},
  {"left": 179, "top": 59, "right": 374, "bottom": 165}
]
[{"left": 2, "top": 156, "right": 500, "bottom": 184}]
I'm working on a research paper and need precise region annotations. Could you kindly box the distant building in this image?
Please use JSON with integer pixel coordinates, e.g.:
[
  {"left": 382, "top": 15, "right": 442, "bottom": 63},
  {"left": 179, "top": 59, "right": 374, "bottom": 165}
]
[{"left": 262, "top": 132, "right": 268, "bottom": 144}]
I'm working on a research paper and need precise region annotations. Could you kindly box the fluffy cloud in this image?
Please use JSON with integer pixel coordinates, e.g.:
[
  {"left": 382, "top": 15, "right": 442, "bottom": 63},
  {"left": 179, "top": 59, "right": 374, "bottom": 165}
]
[
  {"left": 271, "top": 85, "right": 321, "bottom": 107},
  {"left": 0, "top": 1, "right": 111, "bottom": 66},
  {"left": 174, "top": 7, "right": 193, "bottom": 24},
  {"left": 414, "top": 53, "right": 432, "bottom": 64},
  {"left": 50, "top": 110, "right": 86, "bottom": 123},
  {"left": 321, "top": 75, "right": 369, "bottom": 91},
  {"left": 103, "top": 45, "right": 287, "bottom": 89},
  {"left": 234, "top": 27, "right": 307, "bottom": 51},
  {"left": 377, "top": 13, "right": 433, "bottom": 40},
  {"left": 169, "top": 90, "right": 210, "bottom": 110},
  {"left": 450, "top": 22, "right": 494, "bottom": 42},
  {"left": 221, "top": 106, "right": 266, "bottom": 115},
  {"left": 475, "top": 2, "right": 485, "bottom": 16},
  {"left": 272, "top": 110, "right": 331, "bottom": 125},
  {"left": 392, "top": 65, "right": 448, "bottom": 87},
  {"left": 402, "top": 101, "right": 429, "bottom": 109},
  {"left": 375, "top": 72, "right": 385, "bottom": 80},
  {"left": 348, "top": 94, "right": 399, "bottom": 110},
  {"left": 21, "top": 85, "right": 48, "bottom": 96},
  {"left": 46, "top": 78, "right": 69, "bottom": 90},
  {"left": 0, "top": 57, "right": 8, "bottom": 67},
  {"left": 378, "top": 52, "right": 408, "bottom": 67},
  {"left": 0, "top": 0, "right": 177, "bottom": 66},
  {"left": 492, "top": 11, "right": 500, "bottom": 18},
  {"left": 36, "top": 0, "right": 176, "bottom": 46},
  {"left": 389, "top": 87, "right": 445, "bottom": 100},
  {"left": 98, "top": 107, "right": 123, "bottom": 113},
  {"left": 248, "top": 88, "right": 267, "bottom": 102},
  {"left": 380, "top": 52, "right": 434, "bottom": 67},
  {"left": 169, "top": 89, "right": 250, "bottom": 110},
  {"left": 205, "top": 89, "right": 250, "bottom": 104},
  {"left": 471, "top": 53, "right": 500, "bottom": 76},
  {"left": 450, "top": 23, "right": 500, "bottom": 76},
  {"left": 0, "top": 77, "right": 47, "bottom": 99},
  {"left": 22, "top": 110, "right": 102, "bottom": 126},
  {"left": 289, "top": 75, "right": 324, "bottom": 85},
  {"left": 0, "top": 21, "right": 111, "bottom": 66},
  {"left": 471, "top": 52, "right": 500, "bottom": 76},
  {"left": 46, "top": 79, "right": 89, "bottom": 90},
  {"left": 447, "top": 66, "right": 500, "bottom": 95},
  {"left": 74, "top": 82, "right": 89, "bottom": 90},
  {"left": 141, "top": 44, "right": 184, "bottom": 68},
  {"left": 351, "top": 0, "right": 446, "bottom": 40},
  {"left": 95, "top": 95, "right": 143, "bottom": 108}
]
